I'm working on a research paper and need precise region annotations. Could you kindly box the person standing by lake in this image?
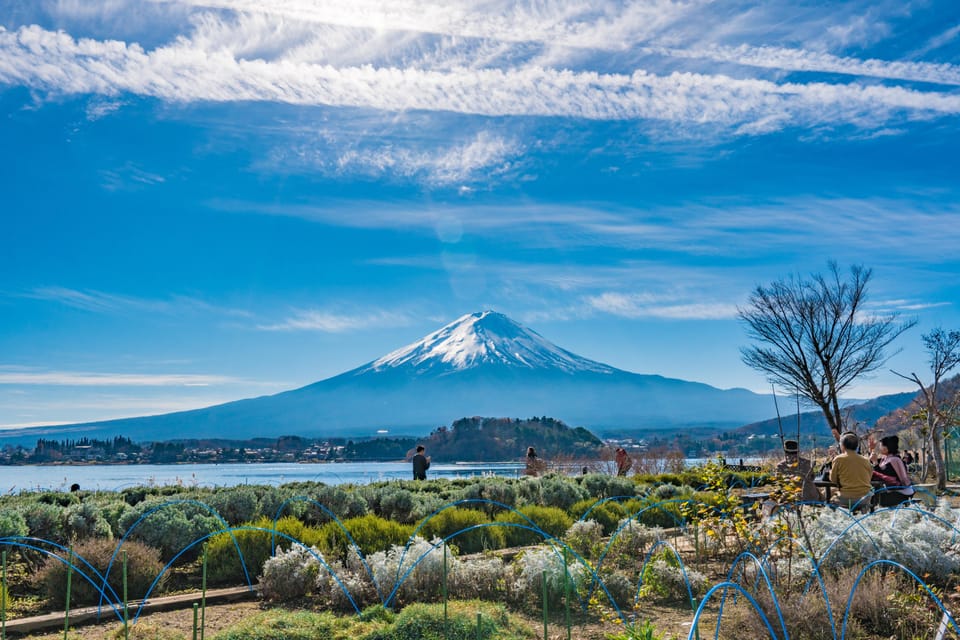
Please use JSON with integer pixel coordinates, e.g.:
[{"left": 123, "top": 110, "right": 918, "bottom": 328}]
[
  {"left": 615, "top": 447, "right": 633, "bottom": 476},
  {"left": 412, "top": 445, "right": 430, "bottom": 480},
  {"left": 525, "top": 446, "right": 545, "bottom": 476}
]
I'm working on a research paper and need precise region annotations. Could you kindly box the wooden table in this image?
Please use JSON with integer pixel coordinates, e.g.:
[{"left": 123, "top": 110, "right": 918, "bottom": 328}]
[{"left": 814, "top": 479, "right": 837, "bottom": 502}]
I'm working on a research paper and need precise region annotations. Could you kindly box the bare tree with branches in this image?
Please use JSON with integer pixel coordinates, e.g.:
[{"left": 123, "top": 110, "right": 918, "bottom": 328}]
[
  {"left": 892, "top": 328, "right": 960, "bottom": 490},
  {"left": 739, "top": 262, "right": 916, "bottom": 441}
]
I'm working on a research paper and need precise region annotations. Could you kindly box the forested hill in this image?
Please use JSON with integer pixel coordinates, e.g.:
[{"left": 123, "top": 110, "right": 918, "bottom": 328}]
[{"left": 345, "top": 416, "right": 604, "bottom": 462}]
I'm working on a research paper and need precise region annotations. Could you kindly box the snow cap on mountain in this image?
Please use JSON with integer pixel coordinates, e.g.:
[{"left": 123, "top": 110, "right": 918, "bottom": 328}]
[{"left": 359, "top": 311, "right": 617, "bottom": 375}]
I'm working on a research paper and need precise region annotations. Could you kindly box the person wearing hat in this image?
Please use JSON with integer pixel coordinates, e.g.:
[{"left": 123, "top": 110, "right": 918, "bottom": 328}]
[
  {"left": 775, "top": 439, "right": 820, "bottom": 502},
  {"left": 868, "top": 434, "right": 914, "bottom": 507}
]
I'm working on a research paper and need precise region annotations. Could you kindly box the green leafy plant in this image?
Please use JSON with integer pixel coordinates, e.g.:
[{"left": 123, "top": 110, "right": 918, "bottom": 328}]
[
  {"left": 493, "top": 505, "right": 572, "bottom": 547},
  {"left": 417, "top": 507, "right": 504, "bottom": 554}
]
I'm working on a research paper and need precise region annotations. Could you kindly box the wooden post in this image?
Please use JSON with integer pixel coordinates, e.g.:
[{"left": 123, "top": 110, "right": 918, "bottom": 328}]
[
  {"left": 2, "top": 550, "right": 7, "bottom": 640},
  {"left": 123, "top": 549, "right": 129, "bottom": 640},
  {"left": 201, "top": 545, "right": 207, "bottom": 640},
  {"left": 542, "top": 570, "right": 548, "bottom": 640},
  {"left": 563, "top": 548, "right": 570, "bottom": 640},
  {"left": 64, "top": 549, "right": 72, "bottom": 640},
  {"left": 442, "top": 543, "right": 448, "bottom": 640}
]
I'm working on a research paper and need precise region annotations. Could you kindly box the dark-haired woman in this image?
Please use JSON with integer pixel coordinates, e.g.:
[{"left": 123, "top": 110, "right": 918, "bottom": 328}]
[{"left": 869, "top": 435, "right": 914, "bottom": 507}]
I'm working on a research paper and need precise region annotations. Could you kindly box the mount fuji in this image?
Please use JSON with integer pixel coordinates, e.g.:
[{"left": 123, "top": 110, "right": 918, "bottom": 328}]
[{"left": 2, "top": 311, "right": 777, "bottom": 442}]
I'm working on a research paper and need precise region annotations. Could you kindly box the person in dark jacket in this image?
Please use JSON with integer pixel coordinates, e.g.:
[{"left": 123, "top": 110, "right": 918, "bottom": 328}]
[{"left": 412, "top": 445, "right": 430, "bottom": 480}]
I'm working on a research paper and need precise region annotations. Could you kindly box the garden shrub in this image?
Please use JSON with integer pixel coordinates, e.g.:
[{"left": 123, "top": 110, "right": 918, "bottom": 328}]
[
  {"left": 314, "top": 552, "right": 379, "bottom": 612},
  {"left": 513, "top": 546, "right": 589, "bottom": 604},
  {"left": 367, "top": 485, "right": 418, "bottom": 523},
  {"left": 318, "top": 514, "right": 413, "bottom": 560},
  {"left": 459, "top": 480, "right": 518, "bottom": 515},
  {"left": 606, "top": 518, "right": 662, "bottom": 565},
  {"left": 22, "top": 502, "right": 64, "bottom": 543},
  {"left": 98, "top": 500, "right": 134, "bottom": 539},
  {"left": 580, "top": 474, "right": 637, "bottom": 500},
  {"left": 367, "top": 536, "right": 447, "bottom": 606},
  {"left": 407, "top": 491, "right": 447, "bottom": 524},
  {"left": 207, "top": 487, "right": 260, "bottom": 526},
  {"left": 363, "top": 600, "right": 533, "bottom": 640},
  {"left": 494, "top": 505, "right": 573, "bottom": 548},
  {"left": 540, "top": 475, "right": 589, "bottom": 510},
  {"left": 800, "top": 500, "right": 960, "bottom": 580},
  {"left": 629, "top": 496, "right": 689, "bottom": 529},
  {"left": 63, "top": 501, "right": 113, "bottom": 540},
  {"left": 38, "top": 537, "right": 165, "bottom": 608},
  {"left": 38, "top": 492, "right": 79, "bottom": 508},
  {"left": 449, "top": 555, "right": 508, "bottom": 601},
  {"left": 570, "top": 499, "right": 627, "bottom": 535},
  {"left": 595, "top": 571, "right": 635, "bottom": 611},
  {"left": 120, "top": 487, "right": 150, "bottom": 507},
  {"left": 418, "top": 507, "right": 504, "bottom": 554},
  {"left": 118, "top": 500, "right": 224, "bottom": 561},
  {"left": 563, "top": 519, "right": 604, "bottom": 558},
  {"left": 303, "top": 485, "right": 368, "bottom": 523},
  {"left": 515, "top": 477, "right": 543, "bottom": 506},
  {"left": 648, "top": 483, "right": 694, "bottom": 501},
  {"left": 256, "top": 487, "right": 305, "bottom": 524},
  {"left": 259, "top": 544, "right": 323, "bottom": 602},
  {"left": 637, "top": 548, "right": 706, "bottom": 603},
  {"left": 205, "top": 516, "right": 319, "bottom": 585},
  {"left": 0, "top": 508, "right": 28, "bottom": 538}
]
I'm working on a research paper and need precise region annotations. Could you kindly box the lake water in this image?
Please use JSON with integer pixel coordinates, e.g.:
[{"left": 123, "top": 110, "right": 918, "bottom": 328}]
[
  {"left": 0, "top": 462, "right": 529, "bottom": 492},
  {"left": 0, "top": 457, "right": 764, "bottom": 493}
]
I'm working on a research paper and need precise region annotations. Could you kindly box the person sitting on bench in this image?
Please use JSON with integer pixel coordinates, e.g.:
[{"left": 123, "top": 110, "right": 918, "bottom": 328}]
[
  {"left": 830, "top": 431, "right": 873, "bottom": 512},
  {"left": 868, "top": 435, "right": 914, "bottom": 507}
]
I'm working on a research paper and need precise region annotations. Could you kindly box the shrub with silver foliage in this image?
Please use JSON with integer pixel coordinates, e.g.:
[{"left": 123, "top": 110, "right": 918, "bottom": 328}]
[
  {"left": 800, "top": 499, "right": 960, "bottom": 582},
  {"left": 366, "top": 536, "right": 446, "bottom": 605},
  {"left": 514, "top": 545, "right": 589, "bottom": 603},
  {"left": 564, "top": 519, "right": 604, "bottom": 558},
  {"left": 259, "top": 544, "right": 322, "bottom": 602}
]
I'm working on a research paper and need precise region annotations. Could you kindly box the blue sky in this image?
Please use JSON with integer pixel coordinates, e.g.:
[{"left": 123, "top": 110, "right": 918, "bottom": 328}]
[{"left": 1, "top": 0, "right": 959, "bottom": 430}]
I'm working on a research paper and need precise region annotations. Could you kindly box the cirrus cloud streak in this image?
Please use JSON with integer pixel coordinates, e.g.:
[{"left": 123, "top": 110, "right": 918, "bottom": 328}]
[{"left": 2, "top": 25, "right": 959, "bottom": 133}]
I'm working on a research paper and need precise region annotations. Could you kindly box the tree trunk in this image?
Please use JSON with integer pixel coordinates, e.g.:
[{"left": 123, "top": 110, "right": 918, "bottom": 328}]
[{"left": 931, "top": 422, "right": 947, "bottom": 491}]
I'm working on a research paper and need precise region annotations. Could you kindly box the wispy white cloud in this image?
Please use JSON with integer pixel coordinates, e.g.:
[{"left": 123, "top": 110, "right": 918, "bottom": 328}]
[
  {"left": 651, "top": 44, "right": 960, "bottom": 86},
  {"left": 100, "top": 162, "right": 167, "bottom": 191},
  {"left": 271, "top": 130, "right": 522, "bottom": 186},
  {"left": 20, "top": 287, "right": 159, "bottom": 313},
  {"left": 585, "top": 291, "right": 740, "bottom": 320},
  {"left": 18, "top": 286, "right": 252, "bottom": 317},
  {"left": 0, "top": 369, "right": 246, "bottom": 386},
  {"left": 142, "top": 1, "right": 960, "bottom": 88},
  {"left": 213, "top": 196, "right": 960, "bottom": 263},
  {"left": 257, "top": 308, "right": 412, "bottom": 332},
  {"left": 2, "top": 24, "right": 958, "bottom": 134}
]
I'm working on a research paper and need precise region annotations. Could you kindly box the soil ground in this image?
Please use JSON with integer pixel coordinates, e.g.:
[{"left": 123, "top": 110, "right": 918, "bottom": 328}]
[{"left": 14, "top": 600, "right": 700, "bottom": 640}]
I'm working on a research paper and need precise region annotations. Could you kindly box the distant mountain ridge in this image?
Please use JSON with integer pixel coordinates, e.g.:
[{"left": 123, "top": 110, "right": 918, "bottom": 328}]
[
  {"left": 733, "top": 390, "right": 919, "bottom": 440},
  {"left": 0, "top": 311, "right": 782, "bottom": 444}
]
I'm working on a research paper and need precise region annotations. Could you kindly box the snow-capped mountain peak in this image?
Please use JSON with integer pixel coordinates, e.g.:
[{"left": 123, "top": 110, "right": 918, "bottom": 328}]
[{"left": 358, "top": 311, "right": 617, "bottom": 376}]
